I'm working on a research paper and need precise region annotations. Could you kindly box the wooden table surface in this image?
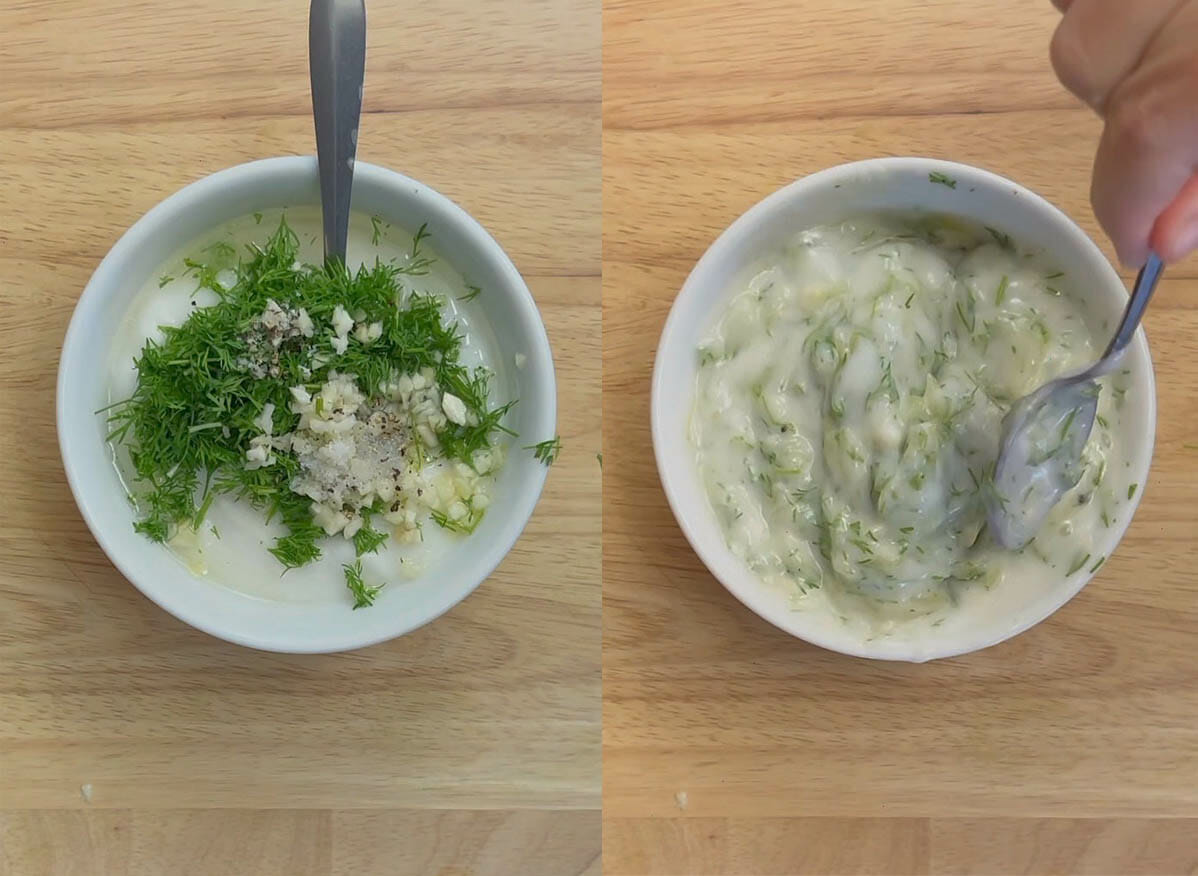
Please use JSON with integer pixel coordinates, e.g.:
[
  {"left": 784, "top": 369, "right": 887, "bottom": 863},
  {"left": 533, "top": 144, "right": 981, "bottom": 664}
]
[
  {"left": 603, "top": 1, "right": 1198, "bottom": 873},
  {"left": 0, "top": 1, "right": 599, "bottom": 874}
]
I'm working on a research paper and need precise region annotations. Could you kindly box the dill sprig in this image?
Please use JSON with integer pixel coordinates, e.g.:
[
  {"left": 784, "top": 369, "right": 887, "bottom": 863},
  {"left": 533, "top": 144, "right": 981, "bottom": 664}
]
[
  {"left": 430, "top": 502, "right": 485, "bottom": 535},
  {"left": 985, "top": 227, "right": 1014, "bottom": 251},
  {"left": 353, "top": 523, "right": 388, "bottom": 557},
  {"left": 1067, "top": 553, "right": 1090, "bottom": 576},
  {"left": 526, "top": 435, "right": 562, "bottom": 465},
  {"left": 107, "top": 217, "right": 514, "bottom": 575},
  {"left": 344, "top": 559, "right": 383, "bottom": 609}
]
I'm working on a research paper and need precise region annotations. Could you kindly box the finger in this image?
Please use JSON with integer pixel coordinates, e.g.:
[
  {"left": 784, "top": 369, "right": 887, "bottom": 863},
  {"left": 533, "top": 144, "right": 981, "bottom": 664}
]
[
  {"left": 1091, "top": 47, "right": 1198, "bottom": 265},
  {"left": 1050, "top": 0, "right": 1183, "bottom": 110},
  {"left": 1151, "top": 176, "right": 1198, "bottom": 263}
]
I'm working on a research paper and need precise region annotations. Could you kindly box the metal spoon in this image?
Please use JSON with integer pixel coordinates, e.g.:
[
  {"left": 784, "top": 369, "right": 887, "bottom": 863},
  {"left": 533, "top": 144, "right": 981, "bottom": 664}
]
[
  {"left": 987, "top": 252, "right": 1164, "bottom": 549},
  {"left": 309, "top": 0, "right": 366, "bottom": 265}
]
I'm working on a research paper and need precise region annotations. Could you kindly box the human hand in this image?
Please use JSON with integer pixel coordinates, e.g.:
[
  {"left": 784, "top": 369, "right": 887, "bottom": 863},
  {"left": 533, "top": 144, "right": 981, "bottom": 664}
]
[{"left": 1050, "top": 0, "right": 1198, "bottom": 266}]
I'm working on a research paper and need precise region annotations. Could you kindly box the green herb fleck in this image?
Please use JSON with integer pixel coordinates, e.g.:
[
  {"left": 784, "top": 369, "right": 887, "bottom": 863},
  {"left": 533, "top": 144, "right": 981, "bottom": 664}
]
[
  {"left": 459, "top": 284, "right": 482, "bottom": 303},
  {"left": 526, "top": 436, "right": 562, "bottom": 465},
  {"left": 253, "top": 211, "right": 263, "bottom": 225},
  {"left": 370, "top": 215, "right": 384, "bottom": 246},
  {"left": 955, "top": 298, "right": 976, "bottom": 333},
  {"left": 353, "top": 522, "right": 388, "bottom": 557},
  {"left": 431, "top": 500, "right": 485, "bottom": 534},
  {"left": 406, "top": 223, "right": 433, "bottom": 274},
  {"left": 1089, "top": 556, "right": 1106, "bottom": 573},
  {"left": 158, "top": 275, "right": 174, "bottom": 288},
  {"left": 995, "top": 275, "right": 1009, "bottom": 306},
  {"left": 1067, "top": 553, "right": 1090, "bottom": 576},
  {"left": 344, "top": 559, "right": 383, "bottom": 609},
  {"left": 929, "top": 172, "right": 957, "bottom": 189},
  {"left": 1128, "top": 483, "right": 1138, "bottom": 500},
  {"left": 1058, "top": 408, "right": 1078, "bottom": 445},
  {"left": 986, "top": 226, "right": 1014, "bottom": 251}
]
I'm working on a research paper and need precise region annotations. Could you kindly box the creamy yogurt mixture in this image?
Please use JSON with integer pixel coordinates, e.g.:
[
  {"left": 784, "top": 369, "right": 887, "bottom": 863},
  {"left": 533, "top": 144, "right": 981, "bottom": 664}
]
[
  {"left": 107, "top": 208, "right": 512, "bottom": 604},
  {"left": 692, "top": 215, "right": 1135, "bottom": 626}
]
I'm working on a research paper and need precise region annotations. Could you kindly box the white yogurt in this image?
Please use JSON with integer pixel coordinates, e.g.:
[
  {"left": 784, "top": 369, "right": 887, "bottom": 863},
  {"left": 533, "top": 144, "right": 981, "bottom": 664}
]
[
  {"left": 692, "top": 215, "right": 1136, "bottom": 631},
  {"left": 106, "top": 208, "right": 510, "bottom": 604}
]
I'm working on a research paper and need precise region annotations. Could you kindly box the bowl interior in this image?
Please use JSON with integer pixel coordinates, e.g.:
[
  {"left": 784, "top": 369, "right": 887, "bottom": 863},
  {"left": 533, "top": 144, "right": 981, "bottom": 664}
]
[
  {"left": 652, "top": 157, "right": 1155, "bottom": 662},
  {"left": 58, "top": 157, "right": 555, "bottom": 653}
]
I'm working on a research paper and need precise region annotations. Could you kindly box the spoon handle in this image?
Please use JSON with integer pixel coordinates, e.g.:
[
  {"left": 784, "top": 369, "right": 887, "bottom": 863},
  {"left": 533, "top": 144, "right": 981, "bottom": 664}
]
[
  {"left": 309, "top": 0, "right": 366, "bottom": 265},
  {"left": 1100, "top": 251, "right": 1164, "bottom": 367}
]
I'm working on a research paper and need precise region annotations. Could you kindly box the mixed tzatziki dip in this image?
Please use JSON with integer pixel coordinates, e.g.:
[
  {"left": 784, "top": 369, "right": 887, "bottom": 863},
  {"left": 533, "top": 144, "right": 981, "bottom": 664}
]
[{"left": 692, "top": 214, "right": 1137, "bottom": 627}]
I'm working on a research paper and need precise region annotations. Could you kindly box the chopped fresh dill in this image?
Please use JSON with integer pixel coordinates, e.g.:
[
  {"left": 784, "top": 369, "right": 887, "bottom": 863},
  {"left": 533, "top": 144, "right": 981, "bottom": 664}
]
[
  {"left": 1128, "top": 483, "right": 1138, "bottom": 499},
  {"left": 904, "top": 291, "right": 915, "bottom": 308},
  {"left": 1067, "top": 553, "right": 1090, "bottom": 576},
  {"left": 353, "top": 522, "right": 388, "bottom": 557},
  {"left": 344, "top": 559, "right": 383, "bottom": 609},
  {"left": 1058, "top": 408, "right": 1078, "bottom": 445},
  {"left": 955, "top": 298, "right": 976, "bottom": 333},
  {"left": 253, "top": 211, "right": 263, "bottom": 224},
  {"left": 526, "top": 436, "right": 562, "bottom": 465},
  {"left": 405, "top": 223, "right": 433, "bottom": 275},
  {"left": 1089, "top": 555, "right": 1105, "bottom": 573},
  {"left": 929, "top": 172, "right": 957, "bottom": 189},
  {"left": 158, "top": 275, "right": 174, "bottom": 288},
  {"left": 370, "top": 215, "right": 384, "bottom": 246},
  {"left": 459, "top": 284, "right": 482, "bottom": 303},
  {"left": 202, "top": 240, "right": 237, "bottom": 262},
  {"left": 986, "top": 227, "right": 1014, "bottom": 251},
  {"left": 995, "top": 275, "right": 1009, "bottom": 306},
  {"left": 596, "top": 452, "right": 603, "bottom": 469},
  {"left": 430, "top": 503, "right": 484, "bottom": 534},
  {"left": 1045, "top": 271, "right": 1065, "bottom": 280},
  {"left": 107, "top": 217, "right": 515, "bottom": 589}
]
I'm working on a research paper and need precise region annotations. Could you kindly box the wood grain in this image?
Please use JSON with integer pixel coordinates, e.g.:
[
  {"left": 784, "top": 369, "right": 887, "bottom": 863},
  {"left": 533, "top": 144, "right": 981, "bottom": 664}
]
[
  {"left": 0, "top": 810, "right": 600, "bottom": 876},
  {"left": 0, "top": 0, "right": 599, "bottom": 872},
  {"left": 603, "top": 0, "right": 1198, "bottom": 873},
  {"left": 604, "top": 818, "right": 1198, "bottom": 876}
]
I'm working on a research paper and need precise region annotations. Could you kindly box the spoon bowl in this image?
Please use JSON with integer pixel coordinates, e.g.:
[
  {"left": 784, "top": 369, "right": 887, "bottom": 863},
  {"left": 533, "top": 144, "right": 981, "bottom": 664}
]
[{"left": 988, "top": 252, "right": 1164, "bottom": 547}]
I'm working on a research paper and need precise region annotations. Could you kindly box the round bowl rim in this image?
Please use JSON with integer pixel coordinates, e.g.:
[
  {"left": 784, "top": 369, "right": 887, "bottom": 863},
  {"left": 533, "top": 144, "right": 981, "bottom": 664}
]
[
  {"left": 57, "top": 155, "right": 556, "bottom": 653},
  {"left": 650, "top": 155, "right": 1156, "bottom": 662}
]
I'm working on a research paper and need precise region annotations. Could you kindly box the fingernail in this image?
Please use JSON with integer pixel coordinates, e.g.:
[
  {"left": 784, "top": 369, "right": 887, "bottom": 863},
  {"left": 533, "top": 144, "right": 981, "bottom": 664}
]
[{"left": 1169, "top": 219, "right": 1198, "bottom": 262}]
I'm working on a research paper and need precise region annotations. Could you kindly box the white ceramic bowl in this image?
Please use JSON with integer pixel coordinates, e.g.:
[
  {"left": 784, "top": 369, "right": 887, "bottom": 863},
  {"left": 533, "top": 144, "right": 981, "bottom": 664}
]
[
  {"left": 652, "top": 157, "right": 1155, "bottom": 662},
  {"left": 58, "top": 156, "right": 556, "bottom": 653}
]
